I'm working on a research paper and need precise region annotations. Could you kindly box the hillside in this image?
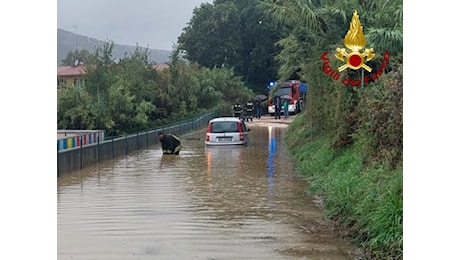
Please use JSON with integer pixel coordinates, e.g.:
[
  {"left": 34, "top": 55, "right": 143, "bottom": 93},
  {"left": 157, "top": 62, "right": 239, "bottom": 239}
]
[{"left": 57, "top": 28, "right": 171, "bottom": 66}]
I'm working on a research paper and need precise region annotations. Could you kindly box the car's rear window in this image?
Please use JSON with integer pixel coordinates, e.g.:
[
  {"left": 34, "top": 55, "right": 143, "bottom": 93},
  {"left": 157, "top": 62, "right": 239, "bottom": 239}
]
[{"left": 211, "top": 121, "right": 239, "bottom": 133}]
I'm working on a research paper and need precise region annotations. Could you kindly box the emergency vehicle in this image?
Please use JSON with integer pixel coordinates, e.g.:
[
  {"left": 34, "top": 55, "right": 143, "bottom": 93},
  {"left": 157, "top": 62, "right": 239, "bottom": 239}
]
[{"left": 267, "top": 80, "right": 305, "bottom": 115}]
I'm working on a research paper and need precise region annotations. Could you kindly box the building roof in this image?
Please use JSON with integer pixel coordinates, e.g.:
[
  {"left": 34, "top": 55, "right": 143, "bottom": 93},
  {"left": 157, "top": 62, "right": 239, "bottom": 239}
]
[
  {"left": 57, "top": 65, "right": 87, "bottom": 77},
  {"left": 58, "top": 63, "right": 168, "bottom": 77},
  {"left": 152, "top": 63, "right": 170, "bottom": 71}
]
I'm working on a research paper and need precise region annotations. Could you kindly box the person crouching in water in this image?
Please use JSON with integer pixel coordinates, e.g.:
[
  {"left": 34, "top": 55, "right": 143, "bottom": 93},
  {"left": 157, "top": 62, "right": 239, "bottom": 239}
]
[{"left": 157, "top": 132, "right": 182, "bottom": 155}]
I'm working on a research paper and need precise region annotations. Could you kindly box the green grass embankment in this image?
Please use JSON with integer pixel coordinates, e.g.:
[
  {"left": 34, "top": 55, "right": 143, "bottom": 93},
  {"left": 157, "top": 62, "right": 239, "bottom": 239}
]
[{"left": 285, "top": 113, "right": 402, "bottom": 259}]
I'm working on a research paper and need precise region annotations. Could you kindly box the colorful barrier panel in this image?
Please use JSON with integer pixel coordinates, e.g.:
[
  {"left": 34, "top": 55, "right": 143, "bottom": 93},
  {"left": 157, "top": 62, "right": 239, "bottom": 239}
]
[
  {"left": 58, "top": 112, "right": 216, "bottom": 175},
  {"left": 57, "top": 130, "right": 106, "bottom": 151}
]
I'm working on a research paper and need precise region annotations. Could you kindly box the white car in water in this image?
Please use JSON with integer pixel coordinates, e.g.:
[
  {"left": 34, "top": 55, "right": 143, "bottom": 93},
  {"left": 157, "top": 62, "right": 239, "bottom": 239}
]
[{"left": 205, "top": 117, "right": 250, "bottom": 146}]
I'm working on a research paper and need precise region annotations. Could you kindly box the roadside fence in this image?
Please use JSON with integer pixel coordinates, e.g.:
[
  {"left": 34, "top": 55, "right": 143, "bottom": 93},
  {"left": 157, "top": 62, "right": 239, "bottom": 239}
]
[{"left": 57, "top": 112, "right": 216, "bottom": 176}]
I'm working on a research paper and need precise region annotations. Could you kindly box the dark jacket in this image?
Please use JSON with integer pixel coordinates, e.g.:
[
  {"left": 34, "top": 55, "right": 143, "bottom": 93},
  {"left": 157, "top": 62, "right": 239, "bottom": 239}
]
[
  {"left": 233, "top": 104, "right": 243, "bottom": 112},
  {"left": 160, "top": 134, "right": 182, "bottom": 154},
  {"left": 274, "top": 96, "right": 282, "bottom": 109},
  {"left": 245, "top": 101, "right": 254, "bottom": 112}
]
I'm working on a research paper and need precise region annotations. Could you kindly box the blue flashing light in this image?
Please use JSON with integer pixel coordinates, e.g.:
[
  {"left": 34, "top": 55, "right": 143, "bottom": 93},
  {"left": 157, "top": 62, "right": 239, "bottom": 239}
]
[{"left": 300, "top": 83, "right": 307, "bottom": 94}]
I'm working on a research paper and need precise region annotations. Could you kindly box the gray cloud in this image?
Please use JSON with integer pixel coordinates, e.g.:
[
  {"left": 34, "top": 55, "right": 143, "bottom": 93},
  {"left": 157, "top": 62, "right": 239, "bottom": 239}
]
[{"left": 57, "top": 0, "right": 211, "bottom": 51}]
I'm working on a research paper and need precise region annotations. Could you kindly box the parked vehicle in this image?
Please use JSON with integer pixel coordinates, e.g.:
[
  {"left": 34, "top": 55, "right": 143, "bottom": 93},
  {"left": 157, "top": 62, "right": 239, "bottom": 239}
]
[
  {"left": 205, "top": 117, "right": 250, "bottom": 146},
  {"left": 268, "top": 80, "right": 304, "bottom": 116}
]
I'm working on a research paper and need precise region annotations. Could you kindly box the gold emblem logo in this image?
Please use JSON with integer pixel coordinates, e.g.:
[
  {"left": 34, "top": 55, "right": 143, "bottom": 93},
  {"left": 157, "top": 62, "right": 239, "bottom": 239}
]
[{"left": 335, "top": 11, "right": 375, "bottom": 72}]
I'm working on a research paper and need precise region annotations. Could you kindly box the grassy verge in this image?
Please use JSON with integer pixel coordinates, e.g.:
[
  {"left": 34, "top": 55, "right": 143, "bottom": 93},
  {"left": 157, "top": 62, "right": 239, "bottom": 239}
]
[{"left": 285, "top": 113, "right": 403, "bottom": 259}]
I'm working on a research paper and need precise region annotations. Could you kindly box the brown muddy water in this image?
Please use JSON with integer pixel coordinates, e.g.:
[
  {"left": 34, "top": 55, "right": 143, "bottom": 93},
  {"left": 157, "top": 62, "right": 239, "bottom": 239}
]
[{"left": 57, "top": 125, "right": 361, "bottom": 260}]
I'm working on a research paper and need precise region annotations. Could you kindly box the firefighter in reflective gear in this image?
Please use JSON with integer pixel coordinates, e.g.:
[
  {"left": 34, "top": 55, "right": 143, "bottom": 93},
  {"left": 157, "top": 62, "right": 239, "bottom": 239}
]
[
  {"left": 157, "top": 132, "right": 182, "bottom": 155},
  {"left": 233, "top": 104, "right": 243, "bottom": 118},
  {"left": 245, "top": 100, "right": 254, "bottom": 122}
]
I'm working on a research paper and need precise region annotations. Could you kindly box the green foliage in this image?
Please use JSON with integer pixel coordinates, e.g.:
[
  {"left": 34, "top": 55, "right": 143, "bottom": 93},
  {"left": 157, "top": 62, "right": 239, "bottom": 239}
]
[
  {"left": 262, "top": 0, "right": 403, "bottom": 147},
  {"left": 286, "top": 126, "right": 403, "bottom": 259},
  {"left": 60, "top": 48, "right": 96, "bottom": 66},
  {"left": 366, "top": 27, "right": 403, "bottom": 54},
  {"left": 354, "top": 66, "right": 403, "bottom": 168},
  {"left": 58, "top": 41, "right": 254, "bottom": 136},
  {"left": 177, "top": 0, "right": 283, "bottom": 93},
  {"left": 274, "top": 0, "right": 403, "bottom": 257},
  {"left": 356, "top": 168, "right": 403, "bottom": 259},
  {"left": 57, "top": 85, "right": 96, "bottom": 129}
]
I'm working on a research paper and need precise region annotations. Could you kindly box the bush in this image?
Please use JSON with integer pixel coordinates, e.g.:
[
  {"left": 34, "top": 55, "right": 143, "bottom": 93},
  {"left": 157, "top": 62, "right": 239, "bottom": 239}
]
[{"left": 286, "top": 120, "right": 403, "bottom": 259}]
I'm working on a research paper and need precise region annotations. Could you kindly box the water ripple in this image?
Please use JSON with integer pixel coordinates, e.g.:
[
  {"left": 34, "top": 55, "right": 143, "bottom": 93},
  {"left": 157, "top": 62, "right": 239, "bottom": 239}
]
[{"left": 58, "top": 127, "right": 360, "bottom": 260}]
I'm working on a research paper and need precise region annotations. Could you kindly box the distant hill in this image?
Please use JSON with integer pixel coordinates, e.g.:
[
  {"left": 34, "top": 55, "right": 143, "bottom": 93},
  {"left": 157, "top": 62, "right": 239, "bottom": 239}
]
[{"left": 57, "top": 28, "right": 171, "bottom": 66}]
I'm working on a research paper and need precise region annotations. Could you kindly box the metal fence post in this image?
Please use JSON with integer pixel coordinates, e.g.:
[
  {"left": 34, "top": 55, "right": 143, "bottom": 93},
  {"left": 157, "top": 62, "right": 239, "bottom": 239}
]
[
  {"left": 80, "top": 135, "right": 83, "bottom": 169},
  {"left": 57, "top": 145, "right": 60, "bottom": 177},
  {"left": 125, "top": 135, "right": 128, "bottom": 155},
  {"left": 97, "top": 135, "right": 100, "bottom": 163},
  {"left": 57, "top": 113, "right": 214, "bottom": 175}
]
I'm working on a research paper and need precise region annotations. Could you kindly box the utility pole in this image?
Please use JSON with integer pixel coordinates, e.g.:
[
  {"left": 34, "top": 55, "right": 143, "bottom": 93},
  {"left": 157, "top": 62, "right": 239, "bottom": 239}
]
[{"left": 72, "top": 25, "right": 78, "bottom": 62}]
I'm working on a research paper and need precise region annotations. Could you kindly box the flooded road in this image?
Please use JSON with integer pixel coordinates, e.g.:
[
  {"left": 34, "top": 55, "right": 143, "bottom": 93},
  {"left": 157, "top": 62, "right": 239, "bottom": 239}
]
[{"left": 58, "top": 124, "right": 360, "bottom": 259}]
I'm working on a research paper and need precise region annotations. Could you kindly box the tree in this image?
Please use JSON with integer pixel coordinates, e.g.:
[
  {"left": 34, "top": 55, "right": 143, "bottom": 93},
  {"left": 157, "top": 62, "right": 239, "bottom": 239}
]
[
  {"left": 260, "top": 0, "right": 403, "bottom": 257},
  {"left": 60, "top": 49, "right": 96, "bottom": 66},
  {"left": 57, "top": 86, "right": 96, "bottom": 129},
  {"left": 260, "top": 0, "right": 402, "bottom": 134},
  {"left": 177, "top": 0, "right": 283, "bottom": 93},
  {"left": 58, "top": 39, "right": 254, "bottom": 135}
]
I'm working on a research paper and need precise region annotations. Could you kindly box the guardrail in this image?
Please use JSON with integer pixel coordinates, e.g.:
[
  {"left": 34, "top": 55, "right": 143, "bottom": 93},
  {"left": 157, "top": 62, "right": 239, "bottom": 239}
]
[{"left": 57, "top": 112, "right": 216, "bottom": 176}]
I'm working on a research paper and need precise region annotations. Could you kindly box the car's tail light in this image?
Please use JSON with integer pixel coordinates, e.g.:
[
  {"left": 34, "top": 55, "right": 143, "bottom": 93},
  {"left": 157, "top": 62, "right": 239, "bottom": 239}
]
[
  {"left": 207, "top": 123, "right": 212, "bottom": 133},
  {"left": 206, "top": 123, "right": 212, "bottom": 142},
  {"left": 238, "top": 122, "right": 244, "bottom": 141}
]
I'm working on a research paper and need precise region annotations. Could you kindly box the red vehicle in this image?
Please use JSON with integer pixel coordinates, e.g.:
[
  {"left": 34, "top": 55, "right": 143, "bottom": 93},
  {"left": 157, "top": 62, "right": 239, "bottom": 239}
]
[{"left": 268, "top": 80, "right": 304, "bottom": 115}]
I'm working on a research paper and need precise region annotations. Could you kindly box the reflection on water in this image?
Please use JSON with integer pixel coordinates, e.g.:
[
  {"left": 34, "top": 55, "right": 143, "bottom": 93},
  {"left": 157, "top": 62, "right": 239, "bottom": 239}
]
[
  {"left": 268, "top": 125, "right": 276, "bottom": 198},
  {"left": 58, "top": 126, "right": 360, "bottom": 260}
]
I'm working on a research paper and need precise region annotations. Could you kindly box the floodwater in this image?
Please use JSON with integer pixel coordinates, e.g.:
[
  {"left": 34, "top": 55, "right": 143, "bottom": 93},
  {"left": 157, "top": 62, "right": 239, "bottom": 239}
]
[{"left": 58, "top": 124, "right": 361, "bottom": 260}]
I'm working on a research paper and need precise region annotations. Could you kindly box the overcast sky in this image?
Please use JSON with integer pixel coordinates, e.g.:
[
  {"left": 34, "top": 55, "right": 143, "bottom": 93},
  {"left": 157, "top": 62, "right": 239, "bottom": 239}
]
[{"left": 57, "top": 0, "right": 212, "bottom": 51}]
